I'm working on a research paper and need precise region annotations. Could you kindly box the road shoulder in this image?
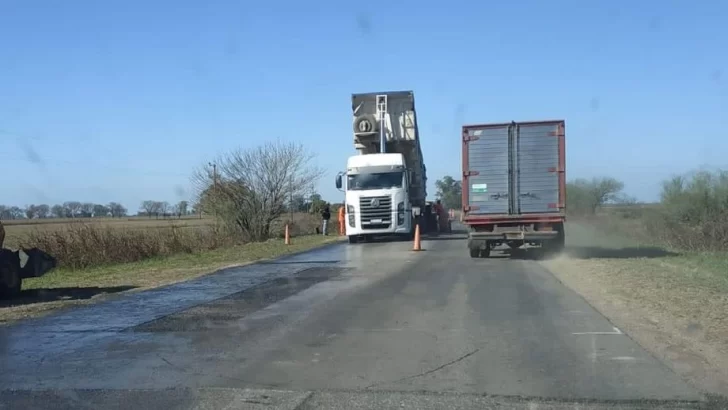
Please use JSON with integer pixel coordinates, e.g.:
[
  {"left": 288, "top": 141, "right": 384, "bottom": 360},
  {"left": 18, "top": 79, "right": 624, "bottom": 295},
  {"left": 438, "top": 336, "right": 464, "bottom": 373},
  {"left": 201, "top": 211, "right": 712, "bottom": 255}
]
[{"left": 541, "top": 222, "right": 728, "bottom": 397}]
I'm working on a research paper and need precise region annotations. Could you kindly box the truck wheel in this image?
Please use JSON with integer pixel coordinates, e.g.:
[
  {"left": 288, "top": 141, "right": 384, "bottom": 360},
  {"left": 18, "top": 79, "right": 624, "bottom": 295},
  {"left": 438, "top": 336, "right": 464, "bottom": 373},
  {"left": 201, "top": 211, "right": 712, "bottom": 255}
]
[
  {"left": 469, "top": 247, "right": 480, "bottom": 258},
  {"left": 348, "top": 235, "right": 359, "bottom": 244},
  {"left": 543, "top": 224, "right": 565, "bottom": 257},
  {"left": 479, "top": 246, "right": 491, "bottom": 258},
  {"left": 552, "top": 225, "right": 566, "bottom": 253}
]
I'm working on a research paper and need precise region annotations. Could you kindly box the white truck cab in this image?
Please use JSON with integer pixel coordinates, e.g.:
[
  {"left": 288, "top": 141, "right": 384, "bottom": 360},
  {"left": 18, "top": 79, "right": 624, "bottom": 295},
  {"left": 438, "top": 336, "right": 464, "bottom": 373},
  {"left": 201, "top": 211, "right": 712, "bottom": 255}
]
[
  {"left": 336, "top": 90, "right": 428, "bottom": 244},
  {"left": 335, "top": 153, "right": 418, "bottom": 243}
]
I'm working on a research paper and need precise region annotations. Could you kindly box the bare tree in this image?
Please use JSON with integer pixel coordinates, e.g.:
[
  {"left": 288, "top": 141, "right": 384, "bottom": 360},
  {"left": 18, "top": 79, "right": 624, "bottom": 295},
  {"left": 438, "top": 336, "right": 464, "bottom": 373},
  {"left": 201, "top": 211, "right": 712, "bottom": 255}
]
[
  {"left": 93, "top": 204, "right": 110, "bottom": 217},
  {"left": 25, "top": 204, "right": 37, "bottom": 219},
  {"left": 158, "top": 201, "right": 170, "bottom": 217},
  {"left": 50, "top": 204, "right": 63, "bottom": 218},
  {"left": 36, "top": 204, "right": 50, "bottom": 218},
  {"left": 177, "top": 200, "right": 188, "bottom": 217},
  {"left": 141, "top": 200, "right": 156, "bottom": 217},
  {"left": 63, "top": 201, "right": 82, "bottom": 217},
  {"left": 9, "top": 206, "right": 23, "bottom": 219},
  {"left": 108, "top": 202, "right": 127, "bottom": 218},
  {"left": 193, "top": 141, "right": 324, "bottom": 241},
  {"left": 80, "top": 202, "right": 95, "bottom": 217},
  {"left": 0, "top": 206, "right": 24, "bottom": 220}
]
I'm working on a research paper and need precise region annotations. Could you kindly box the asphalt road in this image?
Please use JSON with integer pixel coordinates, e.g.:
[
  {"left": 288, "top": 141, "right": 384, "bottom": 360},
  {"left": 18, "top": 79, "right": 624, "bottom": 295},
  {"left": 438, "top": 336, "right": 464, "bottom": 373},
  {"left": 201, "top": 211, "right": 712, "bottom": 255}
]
[{"left": 0, "top": 229, "right": 714, "bottom": 409}]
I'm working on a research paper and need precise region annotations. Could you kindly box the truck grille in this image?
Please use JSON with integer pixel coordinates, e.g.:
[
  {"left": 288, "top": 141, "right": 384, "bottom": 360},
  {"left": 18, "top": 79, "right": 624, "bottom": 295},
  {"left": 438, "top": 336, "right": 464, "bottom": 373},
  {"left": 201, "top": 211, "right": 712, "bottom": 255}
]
[{"left": 359, "top": 195, "right": 392, "bottom": 229}]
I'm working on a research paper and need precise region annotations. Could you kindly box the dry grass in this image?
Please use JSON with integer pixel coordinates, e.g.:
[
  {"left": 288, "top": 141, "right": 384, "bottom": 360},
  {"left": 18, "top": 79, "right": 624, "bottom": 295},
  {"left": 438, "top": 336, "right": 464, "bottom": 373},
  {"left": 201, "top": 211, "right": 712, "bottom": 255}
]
[
  {"left": 4, "top": 212, "right": 337, "bottom": 269},
  {"left": 2, "top": 216, "right": 213, "bottom": 248},
  {"left": 542, "top": 220, "right": 728, "bottom": 395}
]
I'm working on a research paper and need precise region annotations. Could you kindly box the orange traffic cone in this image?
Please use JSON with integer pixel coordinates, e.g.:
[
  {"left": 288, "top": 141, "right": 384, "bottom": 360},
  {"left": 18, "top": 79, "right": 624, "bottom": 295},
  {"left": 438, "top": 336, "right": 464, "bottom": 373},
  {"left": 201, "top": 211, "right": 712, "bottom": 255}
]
[
  {"left": 412, "top": 223, "right": 422, "bottom": 251},
  {"left": 285, "top": 224, "right": 291, "bottom": 245}
]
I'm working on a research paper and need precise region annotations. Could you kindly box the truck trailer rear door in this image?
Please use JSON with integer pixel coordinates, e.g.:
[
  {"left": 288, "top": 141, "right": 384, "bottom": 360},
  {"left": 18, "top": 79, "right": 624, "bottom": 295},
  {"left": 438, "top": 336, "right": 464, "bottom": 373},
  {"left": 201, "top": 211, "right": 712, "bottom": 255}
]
[{"left": 463, "top": 124, "right": 511, "bottom": 215}]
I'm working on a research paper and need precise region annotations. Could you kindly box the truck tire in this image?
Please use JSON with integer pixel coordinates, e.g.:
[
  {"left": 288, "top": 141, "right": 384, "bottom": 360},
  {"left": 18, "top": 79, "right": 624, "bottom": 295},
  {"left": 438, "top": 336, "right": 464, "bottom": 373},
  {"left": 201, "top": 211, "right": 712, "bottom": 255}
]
[
  {"left": 348, "top": 235, "right": 359, "bottom": 244},
  {"left": 469, "top": 247, "right": 480, "bottom": 258},
  {"left": 552, "top": 224, "right": 566, "bottom": 253},
  {"left": 543, "top": 223, "right": 565, "bottom": 256},
  {"left": 479, "top": 245, "right": 491, "bottom": 258}
]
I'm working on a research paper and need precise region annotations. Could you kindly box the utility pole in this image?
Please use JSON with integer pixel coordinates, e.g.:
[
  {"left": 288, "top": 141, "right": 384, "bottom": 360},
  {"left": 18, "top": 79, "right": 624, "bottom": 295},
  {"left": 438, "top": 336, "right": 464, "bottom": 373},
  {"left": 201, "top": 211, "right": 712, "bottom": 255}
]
[
  {"left": 208, "top": 162, "right": 217, "bottom": 220},
  {"left": 289, "top": 175, "right": 294, "bottom": 223}
]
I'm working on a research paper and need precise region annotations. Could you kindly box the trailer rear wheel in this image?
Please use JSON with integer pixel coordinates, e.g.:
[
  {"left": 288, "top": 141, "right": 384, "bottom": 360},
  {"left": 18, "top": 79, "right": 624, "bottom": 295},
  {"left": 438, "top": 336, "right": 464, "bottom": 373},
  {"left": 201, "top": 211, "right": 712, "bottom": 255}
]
[
  {"left": 469, "top": 247, "right": 480, "bottom": 258},
  {"left": 479, "top": 246, "right": 491, "bottom": 258}
]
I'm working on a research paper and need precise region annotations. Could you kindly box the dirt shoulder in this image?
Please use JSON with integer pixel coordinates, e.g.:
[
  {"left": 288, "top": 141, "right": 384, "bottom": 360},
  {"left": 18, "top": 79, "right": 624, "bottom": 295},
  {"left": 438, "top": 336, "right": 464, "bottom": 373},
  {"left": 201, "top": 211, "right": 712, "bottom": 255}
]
[
  {"left": 1, "top": 235, "right": 343, "bottom": 325},
  {"left": 541, "top": 222, "right": 728, "bottom": 396}
]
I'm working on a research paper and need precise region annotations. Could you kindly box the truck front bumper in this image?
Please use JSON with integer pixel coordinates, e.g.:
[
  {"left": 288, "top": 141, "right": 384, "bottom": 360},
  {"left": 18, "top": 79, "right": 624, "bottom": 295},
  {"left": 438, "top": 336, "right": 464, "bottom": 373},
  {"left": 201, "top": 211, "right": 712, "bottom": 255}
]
[{"left": 347, "top": 226, "right": 411, "bottom": 236}]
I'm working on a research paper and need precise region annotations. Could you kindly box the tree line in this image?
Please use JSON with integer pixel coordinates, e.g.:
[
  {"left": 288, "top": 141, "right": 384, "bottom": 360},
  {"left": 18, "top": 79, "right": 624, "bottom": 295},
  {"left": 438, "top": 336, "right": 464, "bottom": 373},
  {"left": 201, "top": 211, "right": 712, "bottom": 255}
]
[
  {"left": 0, "top": 200, "right": 199, "bottom": 220},
  {"left": 1, "top": 194, "right": 334, "bottom": 222},
  {"left": 0, "top": 202, "right": 129, "bottom": 220}
]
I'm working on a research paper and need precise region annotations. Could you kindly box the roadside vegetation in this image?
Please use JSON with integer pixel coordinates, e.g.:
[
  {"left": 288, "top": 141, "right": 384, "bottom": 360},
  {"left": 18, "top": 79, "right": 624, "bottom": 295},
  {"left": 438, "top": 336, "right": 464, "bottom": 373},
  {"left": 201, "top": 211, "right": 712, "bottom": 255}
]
[
  {"left": 1, "top": 141, "right": 343, "bottom": 322},
  {"left": 544, "top": 170, "right": 728, "bottom": 395},
  {"left": 565, "top": 171, "right": 728, "bottom": 253}
]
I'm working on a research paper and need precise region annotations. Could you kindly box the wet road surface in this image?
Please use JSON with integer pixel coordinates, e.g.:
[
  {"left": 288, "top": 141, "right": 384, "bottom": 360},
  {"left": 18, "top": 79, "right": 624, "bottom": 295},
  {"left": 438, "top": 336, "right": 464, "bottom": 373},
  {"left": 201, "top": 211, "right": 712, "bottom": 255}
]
[{"left": 0, "top": 230, "right": 711, "bottom": 409}]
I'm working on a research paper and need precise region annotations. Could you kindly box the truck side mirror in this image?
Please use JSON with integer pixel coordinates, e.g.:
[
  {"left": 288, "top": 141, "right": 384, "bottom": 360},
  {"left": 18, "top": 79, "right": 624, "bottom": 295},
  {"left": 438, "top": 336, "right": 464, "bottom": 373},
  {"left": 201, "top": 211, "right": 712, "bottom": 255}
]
[{"left": 335, "top": 174, "right": 342, "bottom": 190}]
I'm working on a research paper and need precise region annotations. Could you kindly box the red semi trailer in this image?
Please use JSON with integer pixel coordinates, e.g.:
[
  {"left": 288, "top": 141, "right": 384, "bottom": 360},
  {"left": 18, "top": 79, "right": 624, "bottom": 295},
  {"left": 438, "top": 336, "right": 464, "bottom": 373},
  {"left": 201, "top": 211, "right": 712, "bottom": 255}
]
[{"left": 461, "top": 120, "right": 566, "bottom": 258}]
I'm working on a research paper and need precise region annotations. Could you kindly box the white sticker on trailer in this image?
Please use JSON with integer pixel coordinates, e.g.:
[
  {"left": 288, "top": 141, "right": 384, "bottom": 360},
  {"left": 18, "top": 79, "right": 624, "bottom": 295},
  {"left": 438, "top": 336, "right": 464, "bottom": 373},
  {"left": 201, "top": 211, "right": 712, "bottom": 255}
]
[{"left": 472, "top": 183, "right": 488, "bottom": 193}]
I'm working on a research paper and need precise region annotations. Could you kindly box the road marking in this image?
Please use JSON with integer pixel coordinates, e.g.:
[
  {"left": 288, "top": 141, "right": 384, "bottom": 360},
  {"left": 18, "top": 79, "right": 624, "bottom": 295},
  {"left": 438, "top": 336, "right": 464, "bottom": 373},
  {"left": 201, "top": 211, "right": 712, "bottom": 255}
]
[
  {"left": 572, "top": 326, "right": 623, "bottom": 335},
  {"left": 610, "top": 356, "right": 638, "bottom": 361}
]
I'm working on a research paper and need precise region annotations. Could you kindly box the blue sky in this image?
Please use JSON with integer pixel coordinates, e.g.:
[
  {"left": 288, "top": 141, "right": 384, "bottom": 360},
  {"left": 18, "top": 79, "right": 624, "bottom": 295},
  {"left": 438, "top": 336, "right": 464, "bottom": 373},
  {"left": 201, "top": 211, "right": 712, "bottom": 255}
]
[{"left": 1, "top": 0, "right": 726, "bottom": 211}]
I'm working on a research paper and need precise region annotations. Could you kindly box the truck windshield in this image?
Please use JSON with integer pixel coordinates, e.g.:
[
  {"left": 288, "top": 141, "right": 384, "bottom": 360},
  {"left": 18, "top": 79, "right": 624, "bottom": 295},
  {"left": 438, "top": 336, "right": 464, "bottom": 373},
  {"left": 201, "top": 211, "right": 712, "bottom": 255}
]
[{"left": 347, "top": 172, "right": 403, "bottom": 190}]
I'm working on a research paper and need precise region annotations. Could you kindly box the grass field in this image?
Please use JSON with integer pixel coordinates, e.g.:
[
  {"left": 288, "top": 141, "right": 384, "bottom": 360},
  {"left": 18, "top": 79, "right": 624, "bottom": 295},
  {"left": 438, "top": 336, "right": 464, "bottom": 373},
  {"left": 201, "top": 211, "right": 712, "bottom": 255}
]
[{"left": 2, "top": 215, "right": 214, "bottom": 248}]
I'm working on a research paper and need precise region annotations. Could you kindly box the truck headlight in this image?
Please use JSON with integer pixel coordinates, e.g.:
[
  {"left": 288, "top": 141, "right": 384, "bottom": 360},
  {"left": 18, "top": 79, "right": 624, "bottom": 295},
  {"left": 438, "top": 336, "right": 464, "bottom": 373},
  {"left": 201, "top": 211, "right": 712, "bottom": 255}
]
[
  {"left": 397, "top": 202, "right": 405, "bottom": 226},
  {"left": 347, "top": 205, "right": 355, "bottom": 227}
]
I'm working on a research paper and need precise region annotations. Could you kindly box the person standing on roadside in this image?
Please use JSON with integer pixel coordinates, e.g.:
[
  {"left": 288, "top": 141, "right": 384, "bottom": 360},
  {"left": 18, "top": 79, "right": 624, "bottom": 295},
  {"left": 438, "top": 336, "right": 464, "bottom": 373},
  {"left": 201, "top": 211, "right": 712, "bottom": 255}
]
[
  {"left": 321, "top": 204, "right": 331, "bottom": 236},
  {"left": 337, "top": 203, "right": 346, "bottom": 236}
]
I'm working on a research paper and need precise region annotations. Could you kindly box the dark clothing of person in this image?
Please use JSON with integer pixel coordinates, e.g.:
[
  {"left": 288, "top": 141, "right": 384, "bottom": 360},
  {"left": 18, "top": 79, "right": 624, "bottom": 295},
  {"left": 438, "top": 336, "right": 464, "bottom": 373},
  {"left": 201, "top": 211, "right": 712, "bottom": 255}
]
[{"left": 321, "top": 207, "right": 331, "bottom": 221}]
